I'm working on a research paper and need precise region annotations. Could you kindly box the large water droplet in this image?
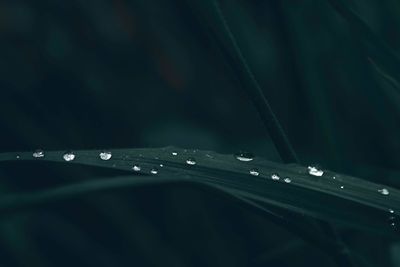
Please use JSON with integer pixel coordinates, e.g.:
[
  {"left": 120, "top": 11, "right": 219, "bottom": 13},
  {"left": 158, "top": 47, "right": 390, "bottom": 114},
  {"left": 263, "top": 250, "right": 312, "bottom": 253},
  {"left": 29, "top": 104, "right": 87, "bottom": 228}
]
[
  {"left": 63, "top": 151, "right": 75, "bottom": 162},
  {"left": 150, "top": 168, "right": 158, "bottom": 174},
  {"left": 186, "top": 158, "right": 196, "bottom": 165},
  {"left": 271, "top": 174, "right": 280, "bottom": 181},
  {"left": 234, "top": 152, "right": 254, "bottom": 162},
  {"left": 378, "top": 188, "right": 390, "bottom": 195},
  {"left": 249, "top": 169, "right": 259, "bottom": 176},
  {"left": 307, "top": 166, "right": 324, "bottom": 177},
  {"left": 99, "top": 151, "right": 112, "bottom": 161},
  {"left": 284, "top": 178, "right": 292, "bottom": 183},
  {"left": 132, "top": 165, "right": 141, "bottom": 172},
  {"left": 33, "top": 149, "right": 45, "bottom": 158}
]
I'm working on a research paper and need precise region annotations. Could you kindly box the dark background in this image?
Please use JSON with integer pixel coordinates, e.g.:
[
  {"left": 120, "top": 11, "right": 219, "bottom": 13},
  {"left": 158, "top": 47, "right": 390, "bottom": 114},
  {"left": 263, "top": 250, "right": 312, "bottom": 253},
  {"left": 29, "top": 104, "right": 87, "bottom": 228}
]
[{"left": 0, "top": 0, "right": 400, "bottom": 266}]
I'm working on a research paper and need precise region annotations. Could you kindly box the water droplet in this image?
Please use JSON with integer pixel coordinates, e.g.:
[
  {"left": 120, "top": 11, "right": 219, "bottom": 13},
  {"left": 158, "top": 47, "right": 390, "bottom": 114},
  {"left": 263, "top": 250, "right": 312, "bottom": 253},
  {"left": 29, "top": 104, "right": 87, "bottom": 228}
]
[
  {"left": 390, "top": 209, "right": 395, "bottom": 214},
  {"left": 332, "top": 176, "right": 336, "bottom": 180},
  {"left": 99, "top": 151, "right": 112, "bottom": 161},
  {"left": 340, "top": 185, "right": 344, "bottom": 189},
  {"left": 234, "top": 151, "right": 254, "bottom": 162},
  {"left": 186, "top": 158, "right": 196, "bottom": 165},
  {"left": 159, "top": 164, "right": 164, "bottom": 167},
  {"left": 307, "top": 166, "right": 324, "bottom": 177},
  {"left": 378, "top": 188, "right": 390, "bottom": 195},
  {"left": 271, "top": 174, "right": 280, "bottom": 180},
  {"left": 150, "top": 168, "right": 158, "bottom": 174},
  {"left": 249, "top": 169, "right": 259, "bottom": 176},
  {"left": 33, "top": 149, "right": 45, "bottom": 158},
  {"left": 132, "top": 165, "right": 141, "bottom": 172},
  {"left": 172, "top": 152, "right": 178, "bottom": 156},
  {"left": 63, "top": 151, "right": 75, "bottom": 162},
  {"left": 284, "top": 178, "right": 292, "bottom": 183},
  {"left": 16, "top": 155, "right": 20, "bottom": 159}
]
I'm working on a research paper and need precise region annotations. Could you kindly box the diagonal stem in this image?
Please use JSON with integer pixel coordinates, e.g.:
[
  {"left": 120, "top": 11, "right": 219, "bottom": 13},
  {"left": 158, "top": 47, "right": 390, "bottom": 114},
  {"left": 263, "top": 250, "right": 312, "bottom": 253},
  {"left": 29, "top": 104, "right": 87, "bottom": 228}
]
[{"left": 211, "top": 1, "right": 355, "bottom": 266}]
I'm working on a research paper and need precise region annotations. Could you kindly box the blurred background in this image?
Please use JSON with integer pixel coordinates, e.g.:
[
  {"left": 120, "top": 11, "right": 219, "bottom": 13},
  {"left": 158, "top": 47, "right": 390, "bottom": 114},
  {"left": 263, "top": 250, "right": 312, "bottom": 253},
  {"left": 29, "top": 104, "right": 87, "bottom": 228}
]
[{"left": 0, "top": 0, "right": 400, "bottom": 266}]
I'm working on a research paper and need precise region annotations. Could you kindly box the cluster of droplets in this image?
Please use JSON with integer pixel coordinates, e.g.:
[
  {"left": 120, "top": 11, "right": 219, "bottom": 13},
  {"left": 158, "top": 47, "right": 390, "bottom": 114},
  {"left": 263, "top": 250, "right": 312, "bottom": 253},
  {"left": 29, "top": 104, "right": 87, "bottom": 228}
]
[{"left": 30, "top": 149, "right": 396, "bottom": 219}]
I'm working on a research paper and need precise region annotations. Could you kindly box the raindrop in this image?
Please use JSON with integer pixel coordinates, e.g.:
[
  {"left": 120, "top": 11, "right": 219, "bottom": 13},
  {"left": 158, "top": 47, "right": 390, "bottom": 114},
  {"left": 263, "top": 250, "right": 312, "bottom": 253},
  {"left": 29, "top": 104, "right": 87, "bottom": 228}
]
[
  {"left": 63, "top": 151, "right": 75, "bottom": 162},
  {"left": 186, "top": 158, "right": 196, "bottom": 165},
  {"left": 33, "top": 149, "right": 45, "bottom": 158},
  {"left": 132, "top": 165, "right": 141, "bottom": 172},
  {"left": 284, "top": 178, "right": 292, "bottom": 183},
  {"left": 99, "top": 151, "right": 112, "bottom": 161},
  {"left": 150, "top": 168, "right": 158, "bottom": 175},
  {"left": 378, "top": 188, "right": 390, "bottom": 195},
  {"left": 271, "top": 174, "right": 280, "bottom": 181},
  {"left": 234, "top": 151, "right": 254, "bottom": 162},
  {"left": 249, "top": 169, "right": 259, "bottom": 176},
  {"left": 307, "top": 166, "right": 324, "bottom": 177},
  {"left": 172, "top": 152, "right": 178, "bottom": 156}
]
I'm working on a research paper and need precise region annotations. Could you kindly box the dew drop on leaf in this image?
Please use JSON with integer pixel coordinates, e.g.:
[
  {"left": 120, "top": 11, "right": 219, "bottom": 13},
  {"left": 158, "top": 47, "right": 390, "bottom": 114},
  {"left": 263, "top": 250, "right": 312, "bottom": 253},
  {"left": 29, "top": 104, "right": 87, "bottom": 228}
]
[
  {"left": 159, "top": 164, "right": 164, "bottom": 167},
  {"left": 63, "top": 151, "right": 75, "bottom": 162},
  {"left": 249, "top": 169, "right": 259, "bottom": 176},
  {"left": 340, "top": 185, "right": 344, "bottom": 189},
  {"left": 271, "top": 174, "right": 280, "bottom": 181},
  {"left": 172, "top": 152, "right": 178, "bottom": 156},
  {"left": 33, "top": 149, "right": 45, "bottom": 158},
  {"left": 132, "top": 165, "right": 141, "bottom": 172},
  {"left": 307, "top": 166, "right": 324, "bottom": 176},
  {"left": 389, "top": 209, "right": 395, "bottom": 214},
  {"left": 378, "top": 188, "right": 390, "bottom": 195},
  {"left": 186, "top": 158, "right": 196, "bottom": 165},
  {"left": 284, "top": 178, "right": 292, "bottom": 183},
  {"left": 150, "top": 168, "right": 158, "bottom": 174},
  {"left": 234, "top": 152, "right": 254, "bottom": 162},
  {"left": 99, "top": 151, "right": 112, "bottom": 161}
]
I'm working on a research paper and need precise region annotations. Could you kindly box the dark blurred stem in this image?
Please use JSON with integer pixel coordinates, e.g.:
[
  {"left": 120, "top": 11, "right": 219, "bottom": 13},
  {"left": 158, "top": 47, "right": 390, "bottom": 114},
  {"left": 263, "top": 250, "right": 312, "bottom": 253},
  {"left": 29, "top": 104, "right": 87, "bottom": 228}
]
[
  {"left": 211, "top": 1, "right": 355, "bottom": 266},
  {"left": 210, "top": 0, "right": 298, "bottom": 164}
]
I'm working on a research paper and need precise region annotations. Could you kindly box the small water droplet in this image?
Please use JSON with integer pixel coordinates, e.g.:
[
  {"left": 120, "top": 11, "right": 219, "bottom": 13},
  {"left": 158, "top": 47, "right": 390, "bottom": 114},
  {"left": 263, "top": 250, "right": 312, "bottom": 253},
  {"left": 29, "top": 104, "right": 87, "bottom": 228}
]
[
  {"left": 378, "top": 188, "right": 390, "bottom": 195},
  {"left": 332, "top": 176, "right": 336, "bottom": 180},
  {"left": 63, "top": 151, "right": 75, "bottom": 162},
  {"left": 234, "top": 151, "right": 254, "bottom": 162},
  {"left": 99, "top": 151, "right": 112, "bottom": 161},
  {"left": 16, "top": 155, "right": 20, "bottom": 159},
  {"left": 249, "top": 169, "right": 259, "bottom": 176},
  {"left": 132, "top": 165, "right": 141, "bottom": 172},
  {"left": 150, "top": 168, "right": 158, "bottom": 174},
  {"left": 271, "top": 174, "right": 280, "bottom": 180},
  {"left": 33, "top": 149, "right": 45, "bottom": 158},
  {"left": 159, "top": 164, "right": 164, "bottom": 167},
  {"left": 340, "top": 185, "right": 344, "bottom": 189},
  {"left": 307, "top": 166, "right": 324, "bottom": 177},
  {"left": 390, "top": 209, "right": 395, "bottom": 214},
  {"left": 186, "top": 158, "right": 196, "bottom": 165},
  {"left": 284, "top": 178, "right": 292, "bottom": 183},
  {"left": 172, "top": 152, "right": 178, "bottom": 156}
]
